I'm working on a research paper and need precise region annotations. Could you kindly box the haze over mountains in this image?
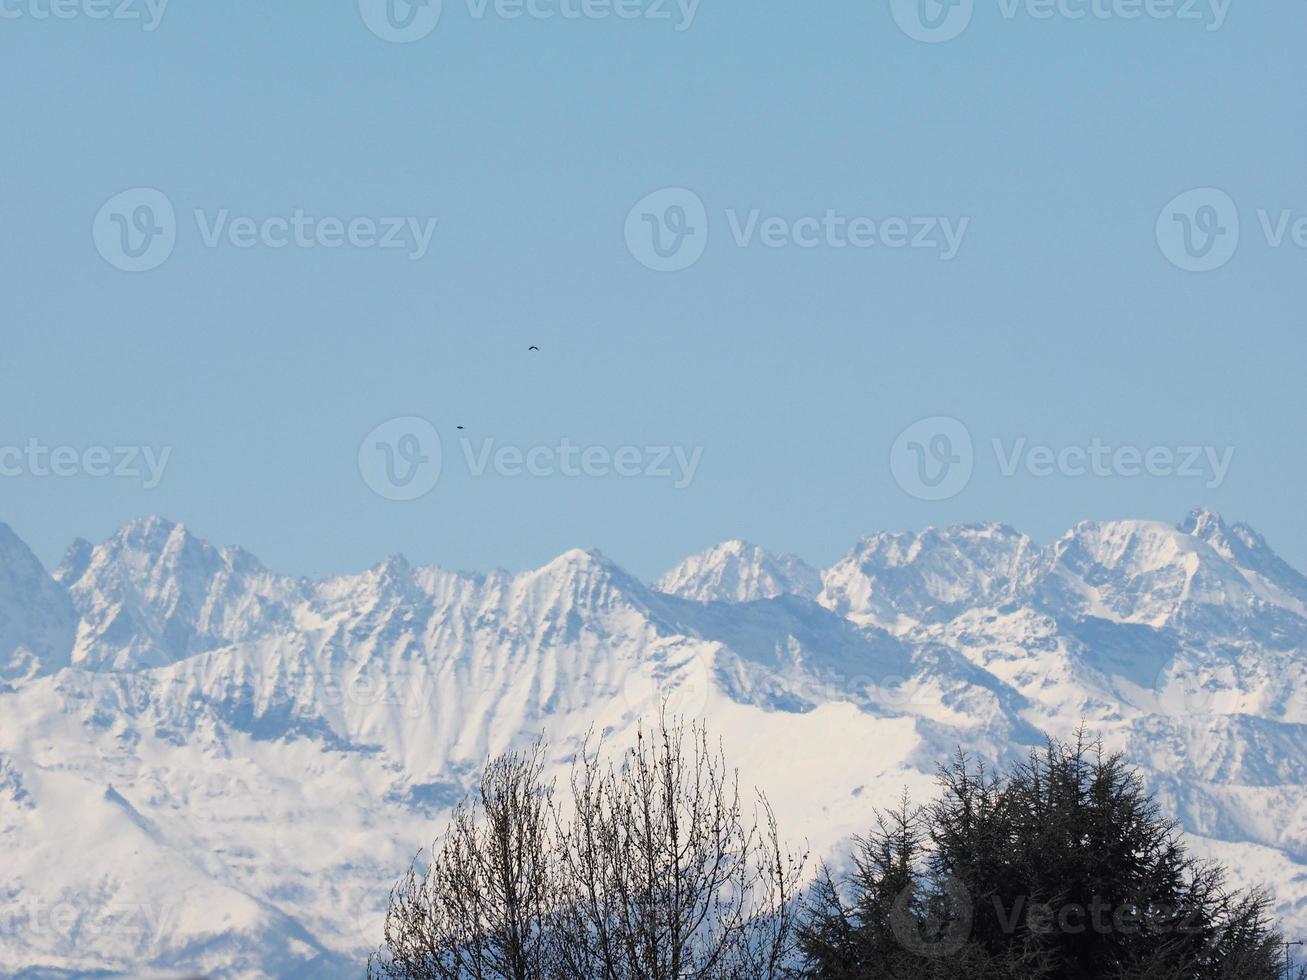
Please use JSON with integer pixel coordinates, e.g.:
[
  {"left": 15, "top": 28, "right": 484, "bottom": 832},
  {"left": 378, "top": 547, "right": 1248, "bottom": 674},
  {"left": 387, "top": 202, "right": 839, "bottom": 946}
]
[{"left": 1, "top": 510, "right": 1304, "bottom": 978}]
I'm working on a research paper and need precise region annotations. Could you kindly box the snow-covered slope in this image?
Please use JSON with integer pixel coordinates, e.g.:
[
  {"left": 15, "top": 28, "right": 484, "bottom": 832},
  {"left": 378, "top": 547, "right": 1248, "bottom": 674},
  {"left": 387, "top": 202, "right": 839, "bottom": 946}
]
[
  {"left": 0, "top": 509, "right": 1304, "bottom": 978},
  {"left": 0, "top": 523, "right": 76, "bottom": 685}
]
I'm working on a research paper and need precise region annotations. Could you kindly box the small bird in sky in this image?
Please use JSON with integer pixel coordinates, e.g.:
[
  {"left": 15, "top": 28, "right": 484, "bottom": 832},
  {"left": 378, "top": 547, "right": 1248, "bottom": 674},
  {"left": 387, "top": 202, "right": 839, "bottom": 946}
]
[
  {"left": 528, "top": 345, "right": 540, "bottom": 351},
  {"left": 456, "top": 426, "right": 464, "bottom": 430}
]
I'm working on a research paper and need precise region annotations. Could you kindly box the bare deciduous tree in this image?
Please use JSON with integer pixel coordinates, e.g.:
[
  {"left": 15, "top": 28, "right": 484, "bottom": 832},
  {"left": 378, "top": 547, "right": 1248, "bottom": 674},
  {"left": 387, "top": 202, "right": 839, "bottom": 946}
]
[
  {"left": 550, "top": 713, "right": 807, "bottom": 980},
  {"left": 367, "top": 740, "right": 556, "bottom": 980},
  {"left": 368, "top": 714, "right": 806, "bottom": 980}
]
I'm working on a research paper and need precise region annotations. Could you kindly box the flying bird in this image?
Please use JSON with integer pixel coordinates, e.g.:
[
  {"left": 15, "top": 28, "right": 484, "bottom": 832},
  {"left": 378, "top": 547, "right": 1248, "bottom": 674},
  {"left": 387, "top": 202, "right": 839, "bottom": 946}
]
[{"left": 528, "top": 345, "right": 540, "bottom": 351}]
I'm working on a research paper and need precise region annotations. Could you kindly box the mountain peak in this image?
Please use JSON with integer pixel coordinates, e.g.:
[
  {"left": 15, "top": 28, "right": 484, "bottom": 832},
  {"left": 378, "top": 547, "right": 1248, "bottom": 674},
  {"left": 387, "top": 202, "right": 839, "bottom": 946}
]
[
  {"left": 847, "top": 522, "right": 1027, "bottom": 561},
  {"left": 55, "top": 519, "right": 295, "bottom": 671},
  {"left": 530, "top": 548, "right": 633, "bottom": 592},
  {"left": 655, "top": 540, "right": 820, "bottom": 603},
  {"left": 0, "top": 523, "right": 77, "bottom": 681},
  {"left": 551, "top": 546, "right": 610, "bottom": 567},
  {"left": 1175, "top": 509, "right": 1307, "bottom": 606},
  {"left": 114, "top": 514, "right": 187, "bottom": 547},
  {"left": 1176, "top": 508, "right": 1277, "bottom": 565},
  {"left": 374, "top": 552, "right": 414, "bottom": 576},
  {"left": 1048, "top": 518, "right": 1209, "bottom": 590},
  {"left": 1178, "top": 506, "right": 1229, "bottom": 541},
  {"left": 717, "top": 538, "right": 758, "bottom": 556},
  {"left": 820, "top": 522, "right": 1037, "bottom": 629},
  {"left": 54, "top": 538, "right": 94, "bottom": 585}
]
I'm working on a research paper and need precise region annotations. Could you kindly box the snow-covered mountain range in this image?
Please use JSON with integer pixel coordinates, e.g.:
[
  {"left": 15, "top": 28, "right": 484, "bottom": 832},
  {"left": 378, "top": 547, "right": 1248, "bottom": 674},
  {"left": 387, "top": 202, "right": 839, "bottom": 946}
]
[{"left": 1, "top": 510, "right": 1304, "bottom": 978}]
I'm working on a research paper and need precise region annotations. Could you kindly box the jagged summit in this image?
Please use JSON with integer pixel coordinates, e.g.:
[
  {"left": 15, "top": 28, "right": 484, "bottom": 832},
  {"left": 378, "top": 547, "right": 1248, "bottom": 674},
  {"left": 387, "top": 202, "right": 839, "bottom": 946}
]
[
  {"left": 818, "top": 522, "right": 1037, "bottom": 629},
  {"left": 1180, "top": 505, "right": 1230, "bottom": 539},
  {"left": 655, "top": 539, "right": 821, "bottom": 603},
  {"left": 3, "top": 509, "right": 1302, "bottom": 674},
  {"left": 513, "top": 546, "right": 654, "bottom": 623},
  {"left": 53, "top": 515, "right": 299, "bottom": 671},
  {"left": 0, "top": 511, "right": 1305, "bottom": 975},
  {"left": 538, "top": 546, "right": 615, "bottom": 573},
  {"left": 1179, "top": 508, "right": 1307, "bottom": 607}
]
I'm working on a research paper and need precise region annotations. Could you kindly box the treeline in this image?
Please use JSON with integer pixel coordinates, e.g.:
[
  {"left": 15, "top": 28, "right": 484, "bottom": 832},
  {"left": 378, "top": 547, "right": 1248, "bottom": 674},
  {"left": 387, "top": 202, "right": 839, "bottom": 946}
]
[{"left": 367, "top": 716, "right": 1302, "bottom": 980}]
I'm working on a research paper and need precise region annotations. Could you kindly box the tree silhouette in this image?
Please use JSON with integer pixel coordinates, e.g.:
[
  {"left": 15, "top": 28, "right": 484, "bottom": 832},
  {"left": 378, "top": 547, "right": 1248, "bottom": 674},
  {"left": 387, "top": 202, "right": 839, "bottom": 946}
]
[
  {"left": 367, "top": 741, "right": 555, "bottom": 980},
  {"left": 798, "top": 731, "right": 1302, "bottom": 980},
  {"left": 368, "top": 712, "right": 806, "bottom": 980},
  {"left": 551, "top": 715, "right": 806, "bottom": 979}
]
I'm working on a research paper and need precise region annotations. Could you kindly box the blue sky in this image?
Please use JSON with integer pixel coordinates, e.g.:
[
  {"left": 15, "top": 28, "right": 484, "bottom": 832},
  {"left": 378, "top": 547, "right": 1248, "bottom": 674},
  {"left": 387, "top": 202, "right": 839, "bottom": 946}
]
[{"left": 2, "top": 0, "right": 1305, "bottom": 580}]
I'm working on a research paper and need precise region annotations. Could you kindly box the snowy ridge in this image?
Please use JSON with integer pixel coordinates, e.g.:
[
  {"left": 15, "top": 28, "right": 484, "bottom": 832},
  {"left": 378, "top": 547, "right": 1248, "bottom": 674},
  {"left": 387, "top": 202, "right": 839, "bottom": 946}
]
[
  {"left": 0, "top": 509, "right": 1304, "bottom": 978},
  {"left": 656, "top": 539, "right": 822, "bottom": 603}
]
